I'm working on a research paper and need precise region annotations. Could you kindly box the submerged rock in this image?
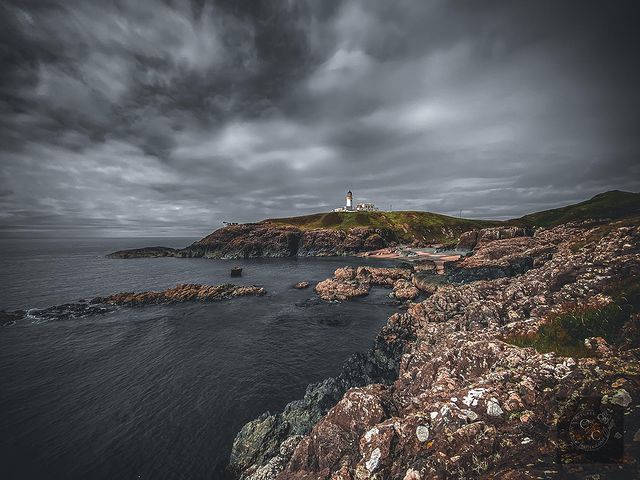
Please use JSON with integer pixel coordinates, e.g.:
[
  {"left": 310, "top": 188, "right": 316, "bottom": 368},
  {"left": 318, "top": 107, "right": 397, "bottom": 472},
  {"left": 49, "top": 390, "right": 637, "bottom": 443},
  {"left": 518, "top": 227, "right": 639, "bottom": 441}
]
[{"left": 107, "top": 246, "right": 179, "bottom": 258}]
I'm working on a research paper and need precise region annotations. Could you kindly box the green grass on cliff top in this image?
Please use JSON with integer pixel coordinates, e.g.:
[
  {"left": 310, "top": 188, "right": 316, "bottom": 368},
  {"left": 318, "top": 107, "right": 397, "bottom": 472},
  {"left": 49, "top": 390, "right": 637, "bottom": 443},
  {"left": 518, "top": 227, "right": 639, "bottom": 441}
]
[
  {"left": 516, "top": 190, "right": 640, "bottom": 228},
  {"left": 262, "top": 210, "right": 500, "bottom": 242},
  {"left": 261, "top": 191, "right": 639, "bottom": 239}
]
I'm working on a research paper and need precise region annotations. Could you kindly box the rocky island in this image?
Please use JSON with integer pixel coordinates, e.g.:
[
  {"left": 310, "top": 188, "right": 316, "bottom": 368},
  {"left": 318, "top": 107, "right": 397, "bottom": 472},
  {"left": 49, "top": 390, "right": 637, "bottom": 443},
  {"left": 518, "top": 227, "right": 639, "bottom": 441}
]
[{"left": 0, "top": 283, "right": 266, "bottom": 325}]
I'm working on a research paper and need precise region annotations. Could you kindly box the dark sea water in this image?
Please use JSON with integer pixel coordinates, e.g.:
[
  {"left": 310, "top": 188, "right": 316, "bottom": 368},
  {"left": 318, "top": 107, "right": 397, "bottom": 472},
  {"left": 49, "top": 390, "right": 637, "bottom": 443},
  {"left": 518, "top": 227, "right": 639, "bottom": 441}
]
[{"left": 0, "top": 238, "right": 399, "bottom": 480}]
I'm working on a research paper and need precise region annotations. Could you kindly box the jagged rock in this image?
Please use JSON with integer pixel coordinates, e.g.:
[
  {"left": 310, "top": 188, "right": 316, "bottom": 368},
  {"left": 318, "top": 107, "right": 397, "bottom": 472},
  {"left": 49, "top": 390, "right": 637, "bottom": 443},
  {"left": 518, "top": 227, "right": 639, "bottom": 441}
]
[
  {"left": 110, "top": 224, "right": 400, "bottom": 259},
  {"left": 102, "top": 283, "right": 266, "bottom": 305},
  {"left": 411, "top": 273, "right": 439, "bottom": 295},
  {"left": 392, "top": 279, "right": 420, "bottom": 301},
  {"left": 233, "top": 221, "right": 640, "bottom": 479},
  {"left": 456, "top": 226, "right": 532, "bottom": 250},
  {"left": 314, "top": 267, "right": 413, "bottom": 302},
  {"left": 230, "top": 312, "right": 417, "bottom": 478},
  {"left": 4, "top": 284, "right": 266, "bottom": 323},
  {"left": 447, "top": 237, "right": 556, "bottom": 282},
  {"left": 584, "top": 336, "right": 613, "bottom": 357},
  {"left": 292, "top": 282, "right": 310, "bottom": 289}
]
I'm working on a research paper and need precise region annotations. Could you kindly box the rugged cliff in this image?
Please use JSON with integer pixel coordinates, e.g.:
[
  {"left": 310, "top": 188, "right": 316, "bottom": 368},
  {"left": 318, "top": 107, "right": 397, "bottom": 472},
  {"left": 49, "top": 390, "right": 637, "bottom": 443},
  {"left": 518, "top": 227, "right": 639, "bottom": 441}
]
[
  {"left": 107, "top": 191, "right": 639, "bottom": 260},
  {"left": 108, "top": 224, "right": 401, "bottom": 259},
  {"left": 230, "top": 219, "right": 640, "bottom": 479}
]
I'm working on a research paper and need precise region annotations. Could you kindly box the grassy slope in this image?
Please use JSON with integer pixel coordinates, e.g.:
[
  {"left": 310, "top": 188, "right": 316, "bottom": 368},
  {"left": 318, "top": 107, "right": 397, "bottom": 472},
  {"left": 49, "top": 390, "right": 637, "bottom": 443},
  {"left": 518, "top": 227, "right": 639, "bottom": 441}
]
[
  {"left": 258, "top": 191, "right": 639, "bottom": 243},
  {"left": 262, "top": 210, "right": 501, "bottom": 243},
  {"left": 515, "top": 190, "right": 640, "bottom": 227}
]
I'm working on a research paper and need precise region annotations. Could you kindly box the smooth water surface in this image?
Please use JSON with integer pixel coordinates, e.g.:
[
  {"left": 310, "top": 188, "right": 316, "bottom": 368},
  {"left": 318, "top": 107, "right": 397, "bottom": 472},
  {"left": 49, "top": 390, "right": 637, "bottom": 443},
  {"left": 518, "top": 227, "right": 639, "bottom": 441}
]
[{"left": 0, "top": 238, "right": 399, "bottom": 479}]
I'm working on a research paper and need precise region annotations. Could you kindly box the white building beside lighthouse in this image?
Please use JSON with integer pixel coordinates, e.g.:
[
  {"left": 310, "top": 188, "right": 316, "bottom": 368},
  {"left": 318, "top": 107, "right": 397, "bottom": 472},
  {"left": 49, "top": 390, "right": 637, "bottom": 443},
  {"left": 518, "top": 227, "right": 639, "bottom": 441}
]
[{"left": 334, "top": 190, "right": 378, "bottom": 212}]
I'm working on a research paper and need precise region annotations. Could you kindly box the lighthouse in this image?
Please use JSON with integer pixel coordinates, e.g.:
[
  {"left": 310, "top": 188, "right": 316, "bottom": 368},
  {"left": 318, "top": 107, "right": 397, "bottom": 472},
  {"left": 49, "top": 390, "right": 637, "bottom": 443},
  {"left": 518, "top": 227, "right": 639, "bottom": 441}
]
[{"left": 346, "top": 190, "right": 353, "bottom": 210}]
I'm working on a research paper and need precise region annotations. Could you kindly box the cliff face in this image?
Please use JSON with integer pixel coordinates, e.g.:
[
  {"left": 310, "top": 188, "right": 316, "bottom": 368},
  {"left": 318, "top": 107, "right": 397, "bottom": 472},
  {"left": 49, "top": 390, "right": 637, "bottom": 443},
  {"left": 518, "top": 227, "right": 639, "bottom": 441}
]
[
  {"left": 108, "top": 224, "right": 400, "bottom": 259},
  {"left": 231, "top": 220, "right": 640, "bottom": 479}
]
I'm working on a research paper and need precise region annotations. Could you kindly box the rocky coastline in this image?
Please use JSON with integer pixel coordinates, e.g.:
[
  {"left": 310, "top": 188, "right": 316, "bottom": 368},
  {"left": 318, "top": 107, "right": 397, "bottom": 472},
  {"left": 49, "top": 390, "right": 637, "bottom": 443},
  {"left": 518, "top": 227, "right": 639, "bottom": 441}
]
[
  {"left": 230, "top": 219, "right": 640, "bottom": 479},
  {"left": 108, "top": 224, "right": 400, "bottom": 259},
  {"left": 0, "top": 283, "right": 266, "bottom": 325}
]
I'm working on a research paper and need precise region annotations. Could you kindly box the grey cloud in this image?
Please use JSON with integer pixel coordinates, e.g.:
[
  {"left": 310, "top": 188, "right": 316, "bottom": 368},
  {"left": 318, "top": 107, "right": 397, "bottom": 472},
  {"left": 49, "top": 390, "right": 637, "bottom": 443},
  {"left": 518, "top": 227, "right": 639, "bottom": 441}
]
[{"left": 1, "top": 0, "right": 639, "bottom": 236}]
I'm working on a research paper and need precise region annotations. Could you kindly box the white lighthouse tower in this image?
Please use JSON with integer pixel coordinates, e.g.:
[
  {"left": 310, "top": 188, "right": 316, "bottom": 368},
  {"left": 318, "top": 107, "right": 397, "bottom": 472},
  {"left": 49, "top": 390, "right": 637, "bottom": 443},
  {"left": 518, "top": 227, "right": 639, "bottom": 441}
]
[{"left": 346, "top": 190, "right": 353, "bottom": 210}]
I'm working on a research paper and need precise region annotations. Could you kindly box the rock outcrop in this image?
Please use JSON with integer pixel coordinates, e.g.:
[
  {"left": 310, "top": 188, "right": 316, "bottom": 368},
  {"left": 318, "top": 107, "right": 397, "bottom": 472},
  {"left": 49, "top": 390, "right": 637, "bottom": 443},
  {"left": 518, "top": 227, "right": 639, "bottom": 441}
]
[
  {"left": 4, "top": 283, "right": 266, "bottom": 323},
  {"left": 232, "top": 220, "right": 640, "bottom": 479},
  {"left": 447, "top": 236, "right": 556, "bottom": 283},
  {"left": 230, "top": 311, "right": 418, "bottom": 478},
  {"left": 107, "top": 246, "right": 179, "bottom": 258},
  {"left": 98, "top": 283, "right": 266, "bottom": 305},
  {"left": 455, "top": 226, "right": 532, "bottom": 250},
  {"left": 314, "top": 267, "right": 413, "bottom": 302},
  {"left": 108, "top": 224, "right": 399, "bottom": 259}
]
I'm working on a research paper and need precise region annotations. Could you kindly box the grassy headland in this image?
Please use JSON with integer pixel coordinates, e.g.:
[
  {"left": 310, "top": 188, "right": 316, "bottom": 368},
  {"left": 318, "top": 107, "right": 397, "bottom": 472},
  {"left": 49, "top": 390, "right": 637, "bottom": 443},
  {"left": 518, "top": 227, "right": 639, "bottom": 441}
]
[
  {"left": 259, "top": 190, "right": 639, "bottom": 244},
  {"left": 516, "top": 190, "right": 640, "bottom": 227},
  {"left": 262, "top": 210, "right": 501, "bottom": 243}
]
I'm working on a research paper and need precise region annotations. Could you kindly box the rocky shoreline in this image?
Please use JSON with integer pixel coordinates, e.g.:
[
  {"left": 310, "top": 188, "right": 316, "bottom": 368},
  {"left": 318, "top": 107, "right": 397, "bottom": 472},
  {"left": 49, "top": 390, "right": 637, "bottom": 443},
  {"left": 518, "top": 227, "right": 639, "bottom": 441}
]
[
  {"left": 0, "top": 283, "right": 266, "bottom": 325},
  {"left": 230, "top": 219, "right": 640, "bottom": 479},
  {"left": 108, "top": 224, "right": 400, "bottom": 259}
]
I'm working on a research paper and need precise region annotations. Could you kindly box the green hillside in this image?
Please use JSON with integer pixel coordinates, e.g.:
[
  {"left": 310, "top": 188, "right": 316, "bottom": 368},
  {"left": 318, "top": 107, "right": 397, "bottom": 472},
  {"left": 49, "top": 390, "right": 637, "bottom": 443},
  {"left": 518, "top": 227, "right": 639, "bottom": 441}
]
[
  {"left": 262, "top": 210, "right": 501, "bottom": 243},
  {"left": 516, "top": 190, "right": 640, "bottom": 227},
  {"left": 259, "top": 191, "right": 639, "bottom": 244}
]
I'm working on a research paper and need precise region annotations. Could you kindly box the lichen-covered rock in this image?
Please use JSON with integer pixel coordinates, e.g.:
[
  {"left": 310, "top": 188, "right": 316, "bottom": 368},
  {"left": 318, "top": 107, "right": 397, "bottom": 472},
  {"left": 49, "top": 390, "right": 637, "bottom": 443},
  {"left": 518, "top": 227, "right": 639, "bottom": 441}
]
[
  {"left": 411, "top": 273, "right": 439, "bottom": 295},
  {"left": 4, "top": 284, "right": 267, "bottom": 323},
  {"left": 230, "top": 312, "right": 418, "bottom": 478},
  {"left": 233, "top": 221, "right": 640, "bottom": 479},
  {"left": 314, "top": 266, "right": 413, "bottom": 302},
  {"left": 447, "top": 236, "right": 556, "bottom": 282},
  {"left": 392, "top": 279, "right": 420, "bottom": 301},
  {"left": 102, "top": 283, "right": 266, "bottom": 305},
  {"left": 456, "top": 226, "right": 531, "bottom": 250}
]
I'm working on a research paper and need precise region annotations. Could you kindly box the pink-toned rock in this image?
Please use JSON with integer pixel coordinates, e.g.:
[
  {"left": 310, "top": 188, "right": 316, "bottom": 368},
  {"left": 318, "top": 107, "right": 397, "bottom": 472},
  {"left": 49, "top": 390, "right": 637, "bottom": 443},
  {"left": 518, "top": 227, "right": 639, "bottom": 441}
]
[
  {"left": 584, "top": 336, "right": 613, "bottom": 357},
  {"left": 235, "top": 222, "right": 640, "bottom": 480},
  {"left": 102, "top": 283, "right": 266, "bottom": 305},
  {"left": 392, "top": 279, "right": 420, "bottom": 301},
  {"left": 314, "top": 266, "right": 413, "bottom": 302}
]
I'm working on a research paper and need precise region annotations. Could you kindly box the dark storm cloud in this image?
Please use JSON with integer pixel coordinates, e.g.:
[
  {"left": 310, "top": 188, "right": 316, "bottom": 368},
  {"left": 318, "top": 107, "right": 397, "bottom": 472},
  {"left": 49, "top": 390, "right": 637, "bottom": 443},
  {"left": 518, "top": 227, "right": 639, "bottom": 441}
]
[{"left": 1, "top": 0, "right": 639, "bottom": 236}]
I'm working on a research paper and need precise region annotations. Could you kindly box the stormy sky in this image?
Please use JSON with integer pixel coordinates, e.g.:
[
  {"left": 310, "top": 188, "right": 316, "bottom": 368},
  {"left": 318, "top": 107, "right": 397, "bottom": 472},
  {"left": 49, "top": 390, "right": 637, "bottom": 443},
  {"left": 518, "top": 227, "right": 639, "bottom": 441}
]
[{"left": 1, "top": 0, "right": 639, "bottom": 236}]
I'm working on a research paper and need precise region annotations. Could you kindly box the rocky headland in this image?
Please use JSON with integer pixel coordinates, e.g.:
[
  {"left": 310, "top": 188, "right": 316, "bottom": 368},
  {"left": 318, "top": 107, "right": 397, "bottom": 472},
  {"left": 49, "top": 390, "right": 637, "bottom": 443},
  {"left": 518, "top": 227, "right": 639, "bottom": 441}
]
[
  {"left": 108, "top": 224, "right": 400, "bottom": 259},
  {"left": 230, "top": 219, "right": 640, "bottom": 479},
  {"left": 107, "top": 191, "right": 640, "bottom": 261},
  {"left": 1, "top": 283, "right": 266, "bottom": 324}
]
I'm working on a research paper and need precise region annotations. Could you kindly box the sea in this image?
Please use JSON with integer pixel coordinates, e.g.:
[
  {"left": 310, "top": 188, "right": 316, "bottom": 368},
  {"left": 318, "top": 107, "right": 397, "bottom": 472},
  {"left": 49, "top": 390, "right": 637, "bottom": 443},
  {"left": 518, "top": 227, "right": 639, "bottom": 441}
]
[{"left": 0, "top": 237, "right": 399, "bottom": 480}]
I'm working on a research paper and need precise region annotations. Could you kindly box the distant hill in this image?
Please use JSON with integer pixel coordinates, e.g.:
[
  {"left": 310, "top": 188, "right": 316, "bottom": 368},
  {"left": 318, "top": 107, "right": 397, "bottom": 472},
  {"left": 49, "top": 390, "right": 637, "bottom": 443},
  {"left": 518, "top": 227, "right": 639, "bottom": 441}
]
[
  {"left": 258, "top": 190, "right": 639, "bottom": 243},
  {"left": 262, "top": 210, "right": 502, "bottom": 243},
  {"left": 108, "top": 190, "right": 640, "bottom": 259},
  {"left": 515, "top": 190, "right": 640, "bottom": 227}
]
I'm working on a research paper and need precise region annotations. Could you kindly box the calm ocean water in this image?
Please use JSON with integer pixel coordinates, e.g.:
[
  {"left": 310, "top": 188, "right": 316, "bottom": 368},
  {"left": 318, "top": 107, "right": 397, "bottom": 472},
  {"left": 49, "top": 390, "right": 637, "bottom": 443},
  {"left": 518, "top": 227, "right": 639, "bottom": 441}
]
[{"left": 0, "top": 238, "right": 398, "bottom": 479}]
